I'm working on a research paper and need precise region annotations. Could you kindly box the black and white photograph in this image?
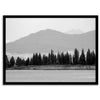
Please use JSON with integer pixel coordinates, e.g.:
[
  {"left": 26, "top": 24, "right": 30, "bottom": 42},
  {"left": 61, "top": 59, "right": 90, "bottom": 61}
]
[{"left": 3, "top": 15, "right": 98, "bottom": 85}]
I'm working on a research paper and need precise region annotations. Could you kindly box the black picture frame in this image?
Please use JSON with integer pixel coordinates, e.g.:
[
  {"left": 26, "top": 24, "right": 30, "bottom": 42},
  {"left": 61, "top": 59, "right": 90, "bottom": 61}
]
[{"left": 3, "top": 15, "right": 98, "bottom": 85}]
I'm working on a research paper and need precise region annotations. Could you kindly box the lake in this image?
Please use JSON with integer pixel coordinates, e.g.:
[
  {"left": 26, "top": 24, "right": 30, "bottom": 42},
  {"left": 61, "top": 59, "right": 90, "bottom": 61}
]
[{"left": 6, "top": 70, "right": 95, "bottom": 82}]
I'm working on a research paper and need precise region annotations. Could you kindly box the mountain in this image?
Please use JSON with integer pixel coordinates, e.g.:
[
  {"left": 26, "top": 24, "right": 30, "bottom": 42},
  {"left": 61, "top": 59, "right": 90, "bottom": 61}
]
[
  {"left": 6, "top": 29, "right": 95, "bottom": 53},
  {"left": 67, "top": 29, "right": 83, "bottom": 34}
]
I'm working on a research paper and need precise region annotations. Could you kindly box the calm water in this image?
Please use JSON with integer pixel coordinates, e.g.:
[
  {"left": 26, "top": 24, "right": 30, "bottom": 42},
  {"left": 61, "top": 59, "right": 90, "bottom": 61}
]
[{"left": 6, "top": 70, "right": 95, "bottom": 82}]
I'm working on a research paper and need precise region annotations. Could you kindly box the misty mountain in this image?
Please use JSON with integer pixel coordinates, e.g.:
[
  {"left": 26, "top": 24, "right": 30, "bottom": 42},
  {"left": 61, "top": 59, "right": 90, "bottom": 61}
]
[
  {"left": 67, "top": 29, "right": 83, "bottom": 34},
  {"left": 6, "top": 29, "right": 95, "bottom": 53}
]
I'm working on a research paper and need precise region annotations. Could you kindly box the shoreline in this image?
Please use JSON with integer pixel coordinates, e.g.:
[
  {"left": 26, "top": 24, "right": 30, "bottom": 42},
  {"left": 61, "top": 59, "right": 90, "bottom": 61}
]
[{"left": 6, "top": 65, "right": 96, "bottom": 70}]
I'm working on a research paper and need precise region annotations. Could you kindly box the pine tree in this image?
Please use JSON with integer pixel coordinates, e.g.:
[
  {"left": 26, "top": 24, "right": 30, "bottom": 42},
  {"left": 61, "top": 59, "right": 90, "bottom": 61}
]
[
  {"left": 69, "top": 54, "right": 72, "bottom": 64},
  {"left": 6, "top": 55, "right": 10, "bottom": 68},
  {"left": 57, "top": 52, "right": 61, "bottom": 64},
  {"left": 91, "top": 51, "right": 96, "bottom": 65},
  {"left": 16, "top": 57, "right": 22, "bottom": 66},
  {"left": 79, "top": 49, "right": 86, "bottom": 65},
  {"left": 35, "top": 53, "right": 38, "bottom": 65},
  {"left": 48, "top": 53, "right": 51, "bottom": 64},
  {"left": 54, "top": 55, "right": 57, "bottom": 64},
  {"left": 10, "top": 56, "right": 15, "bottom": 67},
  {"left": 32, "top": 54, "right": 35, "bottom": 65},
  {"left": 38, "top": 53, "right": 42, "bottom": 65},
  {"left": 61, "top": 52, "right": 64, "bottom": 64},
  {"left": 86, "top": 49, "right": 91, "bottom": 65},
  {"left": 73, "top": 48, "right": 79, "bottom": 65},
  {"left": 25, "top": 58, "right": 29, "bottom": 66},
  {"left": 29, "top": 58, "right": 33, "bottom": 65},
  {"left": 43, "top": 55, "right": 48, "bottom": 65},
  {"left": 65, "top": 52, "right": 70, "bottom": 64},
  {"left": 21, "top": 59, "right": 25, "bottom": 65},
  {"left": 50, "top": 49, "right": 55, "bottom": 64}
]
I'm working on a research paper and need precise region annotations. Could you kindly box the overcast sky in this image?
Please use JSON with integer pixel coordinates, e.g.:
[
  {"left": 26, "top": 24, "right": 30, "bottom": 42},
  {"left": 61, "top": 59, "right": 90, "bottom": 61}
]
[{"left": 6, "top": 18, "right": 95, "bottom": 43}]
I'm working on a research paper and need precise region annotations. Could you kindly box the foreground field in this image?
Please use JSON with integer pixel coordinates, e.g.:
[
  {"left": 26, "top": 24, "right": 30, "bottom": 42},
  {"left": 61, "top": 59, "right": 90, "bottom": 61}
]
[{"left": 6, "top": 70, "right": 95, "bottom": 82}]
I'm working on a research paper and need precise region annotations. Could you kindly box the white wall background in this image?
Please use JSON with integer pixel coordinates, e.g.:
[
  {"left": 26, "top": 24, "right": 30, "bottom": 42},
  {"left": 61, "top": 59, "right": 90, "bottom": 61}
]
[{"left": 0, "top": 0, "right": 99, "bottom": 100}]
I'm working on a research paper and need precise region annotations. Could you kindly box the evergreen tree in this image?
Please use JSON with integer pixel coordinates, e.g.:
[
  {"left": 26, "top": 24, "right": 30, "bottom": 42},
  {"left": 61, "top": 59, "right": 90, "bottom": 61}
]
[
  {"left": 35, "top": 53, "right": 38, "bottom": 65},
  {"left": 57, "top": 52, "right": 61, "bottom": 64},
  {"left": 6, "top": 55, "right": 10, "bottom": 68},
  {"left": 29, "top": 58, "right": 33, "bottom": 65},
  {"left": 21, "top": 59, "right": 25, "bottom": 65},
  {"left": 69, "top": 54, "right": 72, "bottom": 64},
  {"left": 61, "top": 52, "right": 64, "bottom": 64},
  {"left": 79, "top": 49, "right": 86, "bottom": 65},
  {"left": 91, "top": 51, "right": 96, "bottom": 65},
  {"left": 16, "top": 57, "right": 22, "bottom": 66},
  {"left": 50, "top": 49, "right": 55, "bottom": 64},
  {"left": 32, "top": 54, "right": 36, "bottom": 65},
  {"left": 48, "top": 53, "right": 51, "bottom": 64},
  {"left": 54, "top": 55, "right": 57, "bottom": 64},
  {"left": 38, "top": 53, "right": 42, "bottom": 65},
  {"left": 86, "top": 49, "right": 91, "bottom": 65},
  {"left": 43, "top": 55, "right": 48, "bottom": 65},
  {"left": 10, "top": 56, "right": 15, "bottom": 67},
  {"left": 65, "top": 52, "right": 70, "bottom": 64},
  {"left": 25, "top": 58, "right": 29, "bottom": 66},
  {"left": 73, "top": 48, "right": 79, "bottom": 65}
]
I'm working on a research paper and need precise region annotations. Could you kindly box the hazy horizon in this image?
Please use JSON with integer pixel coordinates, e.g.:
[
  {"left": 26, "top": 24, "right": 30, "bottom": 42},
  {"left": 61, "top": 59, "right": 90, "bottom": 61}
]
[{"left": 6, "top": 18, "right": 95, "bottom": 43}]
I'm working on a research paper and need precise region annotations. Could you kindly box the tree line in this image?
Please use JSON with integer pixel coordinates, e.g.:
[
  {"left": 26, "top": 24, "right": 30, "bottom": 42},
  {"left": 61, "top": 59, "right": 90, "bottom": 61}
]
[{"left": 6, "top": 49, "right": 96, "bottom": 68}]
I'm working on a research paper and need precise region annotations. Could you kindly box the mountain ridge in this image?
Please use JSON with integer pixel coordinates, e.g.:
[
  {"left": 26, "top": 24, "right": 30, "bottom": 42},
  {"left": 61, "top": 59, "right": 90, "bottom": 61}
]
[{"left": 6, "top": 29, "right": 95, "bottom": 53}]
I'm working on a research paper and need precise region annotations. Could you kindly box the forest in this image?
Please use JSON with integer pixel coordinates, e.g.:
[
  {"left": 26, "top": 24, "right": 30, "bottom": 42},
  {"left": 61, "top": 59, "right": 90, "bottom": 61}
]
[{"left": 6, "top": 48, "right": 96, "bottom": 68}]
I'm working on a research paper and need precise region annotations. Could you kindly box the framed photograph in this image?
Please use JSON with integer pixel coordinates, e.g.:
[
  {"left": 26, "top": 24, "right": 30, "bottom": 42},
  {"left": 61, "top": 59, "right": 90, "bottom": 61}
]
[{"left": 3, "top": 15, "right": 98, "bottom": 85}]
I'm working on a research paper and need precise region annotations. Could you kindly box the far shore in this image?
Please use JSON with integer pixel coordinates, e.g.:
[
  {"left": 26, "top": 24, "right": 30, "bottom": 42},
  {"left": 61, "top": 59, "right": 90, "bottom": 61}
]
[{"left": 6, "top": 65, "right": 96, "bottom": 70}]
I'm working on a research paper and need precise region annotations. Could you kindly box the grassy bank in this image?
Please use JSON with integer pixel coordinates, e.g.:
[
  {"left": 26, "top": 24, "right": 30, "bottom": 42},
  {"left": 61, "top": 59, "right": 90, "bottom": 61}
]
[{"left": 6, "top": 65, "right": 95, "bottom": 70}]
